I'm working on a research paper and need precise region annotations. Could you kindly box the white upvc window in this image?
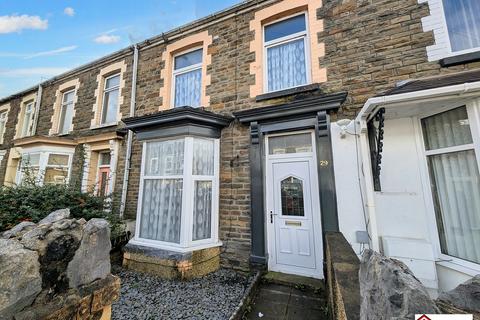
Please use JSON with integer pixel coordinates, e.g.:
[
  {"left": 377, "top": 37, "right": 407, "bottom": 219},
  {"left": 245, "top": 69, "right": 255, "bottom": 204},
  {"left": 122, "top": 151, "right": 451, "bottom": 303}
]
[
  {"left": 101, "top": 74, "right": 120, "bottom": 125},
  {"left": 441, "top": 0, "right": 480, "bottom": 55},
  {"left": 58, "top": 89, "right": 75, "bottom": 135},
  {"left": 263, "top": 13, "right": 310, "bottom": 93},
  {"left": 18, "top": 152, "right": 72, "bottom": 185},
  {"left": 172, "top": 48, "right": 203, "bottom": 108},
  {"left": 21, "top": 101, "right": 35, "bottom": 138},
  {"left": 0, "top": 111, "right": 7, "bottom": 144},
  {"left": 420, "top": 103, "right": 480, "bottom": 268},
  {"left": 134, "top": 136, "right": 220, "bottom": 252}
]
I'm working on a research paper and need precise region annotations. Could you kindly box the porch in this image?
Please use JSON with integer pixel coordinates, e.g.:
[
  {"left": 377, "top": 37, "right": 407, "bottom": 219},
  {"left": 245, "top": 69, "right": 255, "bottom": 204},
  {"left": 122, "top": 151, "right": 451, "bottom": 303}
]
[{"left": 346, "top": 70, "right": 480, "bottom": 295}]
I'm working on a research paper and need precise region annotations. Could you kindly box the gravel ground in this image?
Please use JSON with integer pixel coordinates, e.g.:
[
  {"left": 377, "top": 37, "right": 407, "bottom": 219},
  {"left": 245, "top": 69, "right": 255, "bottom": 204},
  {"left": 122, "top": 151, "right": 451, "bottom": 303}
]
[{"left": 111, "top": 265, "right": 254, "bottom": 320}]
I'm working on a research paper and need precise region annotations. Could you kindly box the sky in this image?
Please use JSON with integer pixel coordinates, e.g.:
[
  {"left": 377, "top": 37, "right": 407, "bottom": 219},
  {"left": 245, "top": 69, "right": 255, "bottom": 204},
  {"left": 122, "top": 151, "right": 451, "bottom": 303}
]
[{"left": 0, "top": 0, "right": 242, "bottom": 98}]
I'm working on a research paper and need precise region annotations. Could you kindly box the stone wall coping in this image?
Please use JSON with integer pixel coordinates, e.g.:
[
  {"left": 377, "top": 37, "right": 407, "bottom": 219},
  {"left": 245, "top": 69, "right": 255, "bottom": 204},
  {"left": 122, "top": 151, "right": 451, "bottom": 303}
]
[{"left": 325, "top": 231, "right": 361, "bottom": 320}]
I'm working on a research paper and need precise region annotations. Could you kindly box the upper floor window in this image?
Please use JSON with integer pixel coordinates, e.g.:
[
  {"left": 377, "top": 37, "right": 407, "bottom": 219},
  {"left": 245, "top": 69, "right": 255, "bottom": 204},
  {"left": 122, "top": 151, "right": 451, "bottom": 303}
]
[
  {"left": 264, "top": 13, "right": 309, "bottom": 92},
  {"left": 101, "top": 74, "right": 120, "bottom": 125},
  {"left": 0, "top": 110, "right": 7, "bottom": 144},
  {"left": 173, "top": 48, "right": 203, "bottom": 108},
  {"left": 58, "top": 89, "right": 75, "bottom": 135},
  {"left": 443, "top": 0, "right": 480, "bottom": 53},
  {"left": 21, "top": 101, "right": 35, "bottom": 138}
]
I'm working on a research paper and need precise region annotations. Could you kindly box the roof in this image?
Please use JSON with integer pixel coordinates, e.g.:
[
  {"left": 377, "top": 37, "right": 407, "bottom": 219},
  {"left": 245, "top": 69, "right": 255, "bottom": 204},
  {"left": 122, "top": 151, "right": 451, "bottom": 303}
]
[
  {"left": 123, "top": 106, "right": 233, "bottom": 130},
  {"left": 382, "top": 69, "right": 480, "bottom": 96},
  {"left": 0, "top": 0, "right": 273, "bottom": 103},
  {"left": 234, "top": 92, "right": 348, "bottom": 123}
]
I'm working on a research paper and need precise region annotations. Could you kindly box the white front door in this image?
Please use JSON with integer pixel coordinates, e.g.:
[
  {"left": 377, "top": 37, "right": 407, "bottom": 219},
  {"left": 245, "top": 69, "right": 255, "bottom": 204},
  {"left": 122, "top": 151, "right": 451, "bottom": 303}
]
[{"left": 266, "top": 131, "right": 324, "bottom": 279}]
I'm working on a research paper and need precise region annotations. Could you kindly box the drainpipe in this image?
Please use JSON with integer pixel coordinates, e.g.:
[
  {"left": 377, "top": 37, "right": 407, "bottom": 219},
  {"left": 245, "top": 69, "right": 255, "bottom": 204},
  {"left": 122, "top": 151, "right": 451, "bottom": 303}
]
[
  {"left": 31, "top": 84, "right": 43, "bottom": 135},
  {"left": 119, "top": 44, "right": 139, "bottom": 218}
]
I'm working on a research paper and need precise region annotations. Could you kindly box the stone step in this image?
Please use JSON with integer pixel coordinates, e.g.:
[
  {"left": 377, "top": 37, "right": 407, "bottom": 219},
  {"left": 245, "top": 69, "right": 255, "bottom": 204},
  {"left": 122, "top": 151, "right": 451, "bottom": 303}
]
[{"left": 262, "top": 271, "right": 325, "bottom": 292}]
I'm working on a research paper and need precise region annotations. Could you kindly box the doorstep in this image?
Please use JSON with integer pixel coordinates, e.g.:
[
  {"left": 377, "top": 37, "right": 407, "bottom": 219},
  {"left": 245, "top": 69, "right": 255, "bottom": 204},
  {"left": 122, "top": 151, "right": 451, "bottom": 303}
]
[
  {"left": 263, "top": 271, "right": 325, "bottom": 291},
  {"left": 122, "top": 242, "right": 220, "bottom": 280}
]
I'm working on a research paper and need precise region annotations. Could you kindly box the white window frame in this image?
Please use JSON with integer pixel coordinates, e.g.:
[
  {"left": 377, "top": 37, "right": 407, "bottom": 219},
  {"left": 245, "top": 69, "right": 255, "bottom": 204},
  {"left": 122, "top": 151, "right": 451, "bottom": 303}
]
[
  {"left": 439, "top": 0, "right": 480, "bottom": 57},
  {"left": 17, "top": 151, "right": 73, "bottom": 186},
  {"left": 0, "top": 110, "right": 7, "bottom": 144},
  {"left": 58, "top": 89, "right": 76, "bottom": 135},
  {"left": 414, "top": 98, "right": 480, "bottom": 275},
  {"left": 171, "top": 47, "right": 203, "bottom": 108},
  {"left": 132, "top": 136, "right": 220, "bottom": 253},
  {"left": 262, "top": 12, "right": 311, "bottom": 94},
  {"left": 21, "top": 101, "right": 35, "bottom": 138},
  {"left": 100, "top": 73, "right": 121, "bottom": 125},
  {"left": 421, "top": 0, "right": 480, "bottom": 60}
]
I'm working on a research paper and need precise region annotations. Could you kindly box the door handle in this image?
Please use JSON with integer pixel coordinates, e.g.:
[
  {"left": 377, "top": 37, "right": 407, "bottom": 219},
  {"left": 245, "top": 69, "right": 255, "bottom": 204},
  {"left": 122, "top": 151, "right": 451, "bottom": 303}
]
[{"left": 270, "top": 211, "right": 277, "bottom": 223}]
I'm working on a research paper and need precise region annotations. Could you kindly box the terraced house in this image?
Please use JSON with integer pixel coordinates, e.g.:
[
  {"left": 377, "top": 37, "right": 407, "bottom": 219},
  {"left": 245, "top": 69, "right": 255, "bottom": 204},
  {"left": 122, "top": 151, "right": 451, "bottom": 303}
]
[{"left": 1, "top": 0, "right": 480, "bottom": 296}]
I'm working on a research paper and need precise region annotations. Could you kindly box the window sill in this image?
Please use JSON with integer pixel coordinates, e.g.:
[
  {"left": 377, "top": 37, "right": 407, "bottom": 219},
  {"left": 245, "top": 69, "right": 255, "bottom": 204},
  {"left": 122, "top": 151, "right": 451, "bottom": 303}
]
[
  {"left": 128, "top": 238, "right": 222, "bottom": 254},
  {"left": 255, "top": 83, "right": 321, "bottom": 102},
  {"left": 439, "top": 51, "right": 480, "bottom": 67},
  {"left": 90, "top": 122, "right": 119, "bottom": 130},
  {"left": 436, "top": 258, "right": 480, "bottom": 277}
]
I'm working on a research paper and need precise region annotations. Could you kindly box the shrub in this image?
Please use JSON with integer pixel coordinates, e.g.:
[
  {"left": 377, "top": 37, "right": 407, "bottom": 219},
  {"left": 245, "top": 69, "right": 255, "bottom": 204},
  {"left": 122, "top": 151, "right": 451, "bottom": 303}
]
[{"left": 0, "top": 184, "right": 124, "bottom": 239}]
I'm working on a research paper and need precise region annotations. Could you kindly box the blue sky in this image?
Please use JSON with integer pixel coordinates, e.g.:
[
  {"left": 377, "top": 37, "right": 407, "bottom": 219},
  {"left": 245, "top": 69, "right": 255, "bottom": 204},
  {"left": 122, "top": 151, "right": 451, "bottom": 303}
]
[{"left": 0, "top": 0, "right": 241, "bottom": 98}]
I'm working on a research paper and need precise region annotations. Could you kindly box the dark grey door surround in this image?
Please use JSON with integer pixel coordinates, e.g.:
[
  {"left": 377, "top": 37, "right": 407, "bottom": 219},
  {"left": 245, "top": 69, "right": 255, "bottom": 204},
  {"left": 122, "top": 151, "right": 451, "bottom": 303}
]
[{"left": 234, "top": 92, "right": 348, "bottom": 266}]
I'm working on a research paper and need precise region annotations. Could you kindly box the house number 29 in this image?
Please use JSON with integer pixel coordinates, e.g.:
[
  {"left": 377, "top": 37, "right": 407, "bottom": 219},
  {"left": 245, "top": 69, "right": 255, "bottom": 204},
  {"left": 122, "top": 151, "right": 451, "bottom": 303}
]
[{"left": 320, "top": 160, "right": 329, "bottom": 167}]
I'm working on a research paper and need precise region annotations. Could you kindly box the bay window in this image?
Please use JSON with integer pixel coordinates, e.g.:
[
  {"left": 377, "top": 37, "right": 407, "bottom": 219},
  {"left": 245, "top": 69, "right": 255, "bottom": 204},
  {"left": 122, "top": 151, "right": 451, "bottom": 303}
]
[
  {"left": 442, "top": 0, "right": 480, "bottom": 54},
  {"left": 58, "top": 89, "right": 75, "bottom": 135},
  {"left": 18, "top": 152, "right": 72, "bottom": 186},
  {"left": 136, "top": 136, "right": 219, "bottom": 251},
  {"left": 101, "top": 74, "right": 120, "bottom": 125},
  {"left": 264, "top": 13, "right": 309, "bottom": 92},
  {"left": 421, "top": 106, "right": 480, "bottom": 264},
  {"left": 173, "top": 48, "right": 203, "bottom": 108}
]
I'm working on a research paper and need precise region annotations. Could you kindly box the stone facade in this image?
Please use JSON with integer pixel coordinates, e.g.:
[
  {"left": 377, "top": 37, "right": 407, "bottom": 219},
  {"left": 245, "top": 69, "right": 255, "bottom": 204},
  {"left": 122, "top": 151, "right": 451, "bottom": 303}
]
[{"left": 0, "top": 0, "right": 480, "bottom": 272}]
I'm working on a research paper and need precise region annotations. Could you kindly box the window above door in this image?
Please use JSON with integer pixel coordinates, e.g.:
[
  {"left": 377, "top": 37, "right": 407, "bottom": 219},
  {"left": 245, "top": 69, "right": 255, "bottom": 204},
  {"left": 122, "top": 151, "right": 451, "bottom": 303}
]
[{"left": 263, "top": 13, "right": 309, "bottom": 93}]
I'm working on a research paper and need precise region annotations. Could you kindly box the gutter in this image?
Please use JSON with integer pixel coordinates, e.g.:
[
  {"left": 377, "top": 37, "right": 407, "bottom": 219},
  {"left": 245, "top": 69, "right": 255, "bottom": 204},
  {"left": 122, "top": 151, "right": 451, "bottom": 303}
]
[
  {"left": 356, "top": 81, "right": 480, "bottom": 125},
  {"left": 119, "top": 44, "right": 139, "bottom": 218}
]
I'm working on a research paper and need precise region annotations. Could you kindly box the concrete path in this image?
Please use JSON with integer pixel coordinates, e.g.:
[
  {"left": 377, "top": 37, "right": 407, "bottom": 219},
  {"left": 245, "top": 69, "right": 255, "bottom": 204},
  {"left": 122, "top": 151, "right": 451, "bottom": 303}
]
[{"left": 245, "top": 282, "right": 328, "bottom": 319}]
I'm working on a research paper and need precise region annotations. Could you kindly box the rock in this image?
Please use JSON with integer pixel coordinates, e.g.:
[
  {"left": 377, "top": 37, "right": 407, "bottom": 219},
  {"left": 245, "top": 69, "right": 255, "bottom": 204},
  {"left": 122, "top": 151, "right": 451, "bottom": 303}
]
[
  {"left": 38, "top": 208, "right": 70, "bottom": 225},
  {"left": 67, "top": 218, "right": 111, "bottom": 288},
  {"left": 359, "top": 249, "right": 439, "bottom": 319},
  {"left": 1, "top": 221, "right": 36, "bottom": 239},
  {"left": 0, "top": 239, "right": 42, "bottom": 319},
  {"left": 438, "top": 275, "right": 480, "bottom": 313}
]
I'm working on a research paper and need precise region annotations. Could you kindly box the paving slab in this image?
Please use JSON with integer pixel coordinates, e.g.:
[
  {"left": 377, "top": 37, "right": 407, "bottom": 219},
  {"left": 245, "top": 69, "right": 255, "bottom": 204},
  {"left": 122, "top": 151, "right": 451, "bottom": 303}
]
[{"left": 245, "top": 277, "right": 328, "bottom": 320}]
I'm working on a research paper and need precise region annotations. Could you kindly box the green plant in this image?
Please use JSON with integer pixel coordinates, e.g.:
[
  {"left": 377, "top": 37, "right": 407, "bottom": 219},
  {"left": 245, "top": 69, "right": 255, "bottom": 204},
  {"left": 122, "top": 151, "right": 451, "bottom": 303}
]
[{"left": 0, "top": 183, "right": 124, "bottom": 240}]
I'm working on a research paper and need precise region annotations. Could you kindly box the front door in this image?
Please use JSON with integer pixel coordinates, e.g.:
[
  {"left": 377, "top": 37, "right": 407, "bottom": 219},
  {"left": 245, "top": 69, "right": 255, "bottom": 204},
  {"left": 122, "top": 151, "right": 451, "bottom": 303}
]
[{"left": 266, "top": 131, "right": 324, "bottom": 279}]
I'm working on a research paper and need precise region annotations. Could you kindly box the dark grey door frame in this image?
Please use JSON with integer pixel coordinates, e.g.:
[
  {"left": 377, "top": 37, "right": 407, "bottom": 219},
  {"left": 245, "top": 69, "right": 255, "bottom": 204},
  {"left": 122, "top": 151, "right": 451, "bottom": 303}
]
[{"left": 234, "top": 92, "right": 347, "bottom": 267}]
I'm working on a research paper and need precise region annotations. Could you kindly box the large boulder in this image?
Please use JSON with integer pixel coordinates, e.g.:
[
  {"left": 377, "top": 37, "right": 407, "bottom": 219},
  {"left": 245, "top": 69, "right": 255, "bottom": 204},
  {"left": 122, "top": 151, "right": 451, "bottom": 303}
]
[
  {"left": 0, "top": 239, "right": 42, "bottom": 319},
  {"left": 438, "top": 275, "right": 480, "bottom": 314},
  {"left": 359, "top": 249, "right": 439, "bottom": 319},
  {"left": 0, "top": 209, "right": 114, "bottom": 320},
  {"left": 38, "top": 208, "right": 70, "bottom": 225},
  {"left": 1, "top": 221, "right": 36, "bottom": 239},
  {"left": 67, "top": 218, "right": 111, "bottom": 287}
]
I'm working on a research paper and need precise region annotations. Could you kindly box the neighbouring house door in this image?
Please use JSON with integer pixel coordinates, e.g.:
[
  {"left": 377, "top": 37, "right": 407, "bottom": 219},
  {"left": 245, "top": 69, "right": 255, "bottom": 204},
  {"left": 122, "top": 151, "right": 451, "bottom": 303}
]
[
  {"left": 266, "top": 131, "right": 324, "bottom": 279},
  {"left": 97, "top": 167, "right": 110, "bottom": 197}
]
